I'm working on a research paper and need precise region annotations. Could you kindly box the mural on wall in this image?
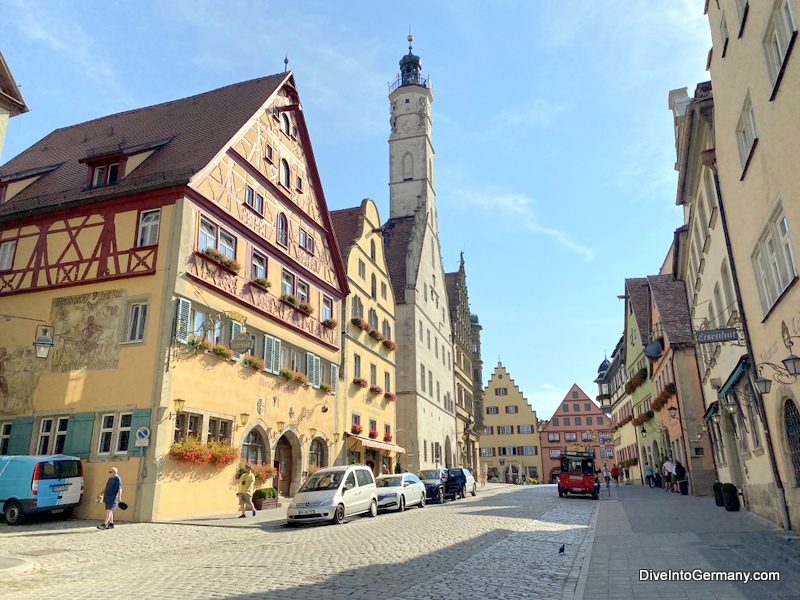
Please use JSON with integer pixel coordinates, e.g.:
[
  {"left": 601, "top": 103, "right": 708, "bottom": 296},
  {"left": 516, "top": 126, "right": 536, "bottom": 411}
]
[
  {"left": 49, "top": 290, "right": 124, "bottom": 373},
  {"left": 0, "top": 345, "right": 47, "bottom": 414}
]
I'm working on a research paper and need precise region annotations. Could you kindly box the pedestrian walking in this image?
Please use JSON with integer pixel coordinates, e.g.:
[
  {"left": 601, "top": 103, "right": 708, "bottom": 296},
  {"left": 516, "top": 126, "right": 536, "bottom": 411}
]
[
  {"left": 97, "top": 467, "right": 122, "bottom": 530},
  {"left": 624, "top": 466, "right": 630, "bottom": 483},
  {"left": 480, "top": 469, "right": 487, "bottom": 487},
  {"left": 644, "top": 461, "right": 654, "bottom": 487},
  {"left": 611, "top": 464, "right": 620, "bottom": 486},
  {"left": 238, "top": 464, "right": 256, "bottom": 518},
  {"left": 663, "top": 457, "right": 676, "bottom": 492},
  {"left": 601, "top": 463, "right": 611, "bottom": 488}
]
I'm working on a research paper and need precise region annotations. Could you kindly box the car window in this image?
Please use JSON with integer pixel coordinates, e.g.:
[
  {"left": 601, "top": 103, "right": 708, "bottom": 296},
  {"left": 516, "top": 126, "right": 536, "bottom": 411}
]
[
  {"left": 345, "top": 472, "right": 356, "bottom": 488},
  {"left": 449, "top": 469, "right": 463, "bottom": 478},
  {"left": 418, "top": 470, "right": 440, "bottom": 480},
  {"left": 377, "top": 476, "right": 402, "bottom": 487},
  {"left": 405, "top": 474, "right": 420, "bottom": 484},
  {"left": 355, "top": 469, "right": 373, "bottom": 487}
]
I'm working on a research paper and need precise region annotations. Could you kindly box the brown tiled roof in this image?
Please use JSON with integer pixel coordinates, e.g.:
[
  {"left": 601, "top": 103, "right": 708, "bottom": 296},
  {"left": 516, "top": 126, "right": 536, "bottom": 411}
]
[
  {"left": 0, "top": 74, "right": 287, "bottom": 221},
  {"left": 382, "top": 216, "right": 416, "bottom": 304},
  {"left": 625, "top": 277, "right": 651, "bottom": 345},
  {"left": 647, "top": 274, "right": 693, "bottom": 346},
  {"left": 329, "top": 206, "right": 362, "bottom": 261},
  {"left": 445, "top": 271, "right": 458, "bottom": 312}
]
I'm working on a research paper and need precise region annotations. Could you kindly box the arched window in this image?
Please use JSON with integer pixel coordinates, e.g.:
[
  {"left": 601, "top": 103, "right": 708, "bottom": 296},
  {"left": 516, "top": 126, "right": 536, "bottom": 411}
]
[
  {"left": 381, "top": 319, "right": 391, "bottom": 340},
  {"left": 785, "top": 399, "right": 800, "bottom": 487},
  {"left": 370, "top": 274, "right": 377, "bottom": 299},
  {"left": 368, "top": 308, "right": 378, "bottom": 329},
  {"left": 309, "top": 438, "right": 327, "bottom": 468},
  {"left": 351, "top": 295, "right": 363, "bottom": 318},
  {"left": 281, "top": 113, "right": 290, "bottom": 135},
  {"left": 370, "top": 240, "right": 376, "bottom": 260},
  {"left": 277, "top": 213, "right": 288, "bottom": 246},
  {"left": 241, "top": 430, "right": 268, "bottom": 465},
  {"left": 280, "top": 159, "right": 291, "bottom": 188}
]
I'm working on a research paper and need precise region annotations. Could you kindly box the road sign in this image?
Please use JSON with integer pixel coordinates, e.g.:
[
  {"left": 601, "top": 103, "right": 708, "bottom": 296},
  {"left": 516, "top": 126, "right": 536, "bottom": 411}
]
[
  {"left": 229, "top": 332, "right": 253, "bottom": 353},
  {"left": 134, "top": 427, "right": 150, "bottom": 447}
]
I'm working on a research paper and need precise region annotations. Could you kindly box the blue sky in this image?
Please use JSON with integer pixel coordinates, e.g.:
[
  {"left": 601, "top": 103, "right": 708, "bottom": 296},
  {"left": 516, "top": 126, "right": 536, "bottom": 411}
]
[{"left": 1, "top": 1, "right": 711, "bottom": 420}]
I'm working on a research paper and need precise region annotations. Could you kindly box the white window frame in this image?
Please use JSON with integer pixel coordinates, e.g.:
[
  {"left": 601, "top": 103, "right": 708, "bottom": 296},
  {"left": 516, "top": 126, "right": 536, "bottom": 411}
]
[
  {"left": 281, "top": 270, "right": 295, "bottom": 296},
  {"left": 0, "top": 240, "right": 16, "bottom": 271},
  {"left": 252, "top": 251, "right": 266, "bottom": 280},
  {"left": 277, "top": 213, "right": 289, "bottom": 246},
  {"left": 735, "top": 93, "right": 757, "bottom": 171},
  {"left": 752, "top": 202, "right": 797, "bottom": 314},
  {"left": 36, "top": 416, "right": 70, "bottom": 455},
  {"left": 297, "top": 280, "right": 309, "bottom": 303},
  {"left": 124, "top": 301, "right": 149, "bottom": 343},
  {"left": 322, "top": 296, "right": 333, "bottom": 321},
  {"left": 137, "top": 209, "right": 160, "bottom": 247},
  {"left": 763, "top": 0, "right": 797, "bottom": 89},
  {"left": 97, "top": 412, "right": 133, "bottom": 456},
  {"left": 518, "top": 425, "right": 532, "bottom": 434}
]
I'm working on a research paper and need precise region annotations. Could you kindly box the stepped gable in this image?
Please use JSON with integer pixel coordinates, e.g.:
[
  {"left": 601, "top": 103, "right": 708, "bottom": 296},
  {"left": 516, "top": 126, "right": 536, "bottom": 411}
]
[
  {"left": 0, "top": 73, "right": 286, "bottom": 219},
  {"left": 646, "top": 275, "right": 694, "bottom": 346}
]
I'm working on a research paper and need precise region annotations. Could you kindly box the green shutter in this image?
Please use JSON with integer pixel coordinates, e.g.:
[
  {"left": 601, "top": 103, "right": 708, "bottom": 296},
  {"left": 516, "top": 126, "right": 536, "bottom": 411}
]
[
  {"left": 7, "top": 417, "right": 34, "bottom": 455},
  {"left": 175, "top": 297, "right": 192, "bottom": 344},
  {"left": 127, "top": 408, "right": 152, "bottom": 457},
  {"left": 330, "top": 364, "right": 338, "bottom": 393},
  {"left": 61, "top": 412, "right": 95, "bottom": 458}
]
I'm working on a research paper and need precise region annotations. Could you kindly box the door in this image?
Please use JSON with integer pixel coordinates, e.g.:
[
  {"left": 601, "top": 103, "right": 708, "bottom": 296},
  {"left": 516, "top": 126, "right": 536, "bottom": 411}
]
[
  {"left": 342, "top": 471, "right": 357, "bottom": 516},
  {"left": 276, "top": 445, "right": 292, "bottom": 496}
]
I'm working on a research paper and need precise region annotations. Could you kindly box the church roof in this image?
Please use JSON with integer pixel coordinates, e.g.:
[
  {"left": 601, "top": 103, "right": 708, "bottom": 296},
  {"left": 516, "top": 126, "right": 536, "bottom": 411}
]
[
  {"left": 0, "top": 73, "right": 286, "bottom": 221},
  {"left": 382, "top": 216, "right": 416, "bottom": 304}
]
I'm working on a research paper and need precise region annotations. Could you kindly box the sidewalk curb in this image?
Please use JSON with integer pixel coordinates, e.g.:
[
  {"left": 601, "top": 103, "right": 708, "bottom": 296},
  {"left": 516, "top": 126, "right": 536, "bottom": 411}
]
[{"left": 563, "top": 501, "right": 599, "bottom": 600}]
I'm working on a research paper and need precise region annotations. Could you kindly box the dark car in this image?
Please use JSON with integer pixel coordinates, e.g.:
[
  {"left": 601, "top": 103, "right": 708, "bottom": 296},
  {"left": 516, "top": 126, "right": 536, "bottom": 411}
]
[
  {"left": 445, "top": 468, "right": 476, "bottom": 500},
  {"left": 417, "top": 468, "right": 448, "bottom": 504}
]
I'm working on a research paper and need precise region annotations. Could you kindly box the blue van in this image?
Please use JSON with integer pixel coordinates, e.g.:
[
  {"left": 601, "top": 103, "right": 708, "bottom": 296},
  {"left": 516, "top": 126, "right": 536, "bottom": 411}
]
[{"left": 0, "top": 455, "right": 84, "bottom": 524}]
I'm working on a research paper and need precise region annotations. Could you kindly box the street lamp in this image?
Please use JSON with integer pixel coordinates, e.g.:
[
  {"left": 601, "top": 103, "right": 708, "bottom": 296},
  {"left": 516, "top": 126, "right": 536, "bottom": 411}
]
[
  {"left": 2, "top": 314, "right": 54, "bottom": 359},
  {"left": 640, "top": 426, "right": 647, "bottom": 438},
  {"left": 755, "top": 323, "right": 800, "bottom": 394}
]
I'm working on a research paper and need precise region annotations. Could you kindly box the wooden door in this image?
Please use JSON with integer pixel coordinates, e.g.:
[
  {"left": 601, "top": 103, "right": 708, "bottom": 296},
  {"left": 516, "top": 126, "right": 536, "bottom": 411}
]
[{"left": 277, "top": 445, "right": 292, "bottom": 496}]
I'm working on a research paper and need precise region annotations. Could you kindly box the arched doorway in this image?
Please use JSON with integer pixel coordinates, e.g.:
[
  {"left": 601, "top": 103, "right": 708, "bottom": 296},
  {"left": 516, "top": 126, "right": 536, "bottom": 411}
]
[{"left": 274, "top": 431, "right": 302, "bottom": 497}]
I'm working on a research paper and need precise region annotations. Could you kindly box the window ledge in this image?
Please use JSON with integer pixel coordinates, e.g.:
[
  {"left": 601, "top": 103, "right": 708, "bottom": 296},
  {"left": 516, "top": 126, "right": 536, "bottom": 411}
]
[
  {"left": 752, "top": 446, "right": 765, "bottom": 457},
  {"left": 737, "top": 3, "right": 749, "bottom": 39},
  {"left": 770, "top": 30, "right": 797, "bottom": 102},
  {"left": 242, "top": 202, "right": 264, "bottom": 218},
  {"left": 760, "top": 275, "right": 799, "bottom": 322},
  {"left": 739, "top": 137, "right": 758, "bottom": 181}
]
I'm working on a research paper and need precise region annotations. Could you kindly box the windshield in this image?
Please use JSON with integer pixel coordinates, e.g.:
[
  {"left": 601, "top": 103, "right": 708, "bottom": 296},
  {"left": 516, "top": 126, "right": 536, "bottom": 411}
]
[
  {"left": 376, "top": 477, "right": 402, "bottom": 488},
  {"left": 418, "top": 470, "right": 441, "bottom": 480},
  {"left": 299, "top": 471, "right": 343, "bottom": 491}
]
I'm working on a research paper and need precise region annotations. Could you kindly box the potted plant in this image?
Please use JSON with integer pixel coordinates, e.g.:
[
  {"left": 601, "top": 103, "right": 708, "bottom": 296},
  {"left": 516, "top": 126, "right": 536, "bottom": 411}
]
[
  {"left": 350, "top": 423, "right": 363, "bottom": 435},
  {"left": 252, "top": 277, "right": 271, "bottom": 289},
  {"left": 384, "top": 392, "right": 397, "bottom": 402},
  {"left": 307, "top": 464, "right": 319, "bottom": 477},
  {"left": 352, "top": 376, "right": 368, "bottom": 388},
  {"left": 382, "top": 339, "right": 398, "bottom": 351},
  {"left": 713, "top": 481, "right": 724, "bottom": 507},
  {"left": 242, "top": 356, "right": 265, "bottom": 370},
  {"left": 383, "top": 432, "right": 393, "bottom": 443},
  {"left": 201, "top": 247, "right": 241, "bottom": 273},
  {"left": 211, "top": 344, "right": 234, "bottom": 360},
  {"left": 319, "top": 382, "right": 333, "bottom": 394},
  {"left": 369, "top": 384, "right": 383, "bottom": 394},
  {"left": 368, "top": 429, "right": 379, "bottom": 439},
  {"left": 721, "top": 483, "right": 740, "bottom": 511},
  {"left": 188, "top": 335, "right": 213, "bottom": 352},
  {"left": 280, "top": 293, "right": 299, "bottom": 307},
  {"left": 368, "top": 329, "right": 385, "bottom": 342},
  {"left": 322, "top": 318, "right": 338, "bottom": 329},
  {"left": 252, "top": 487, "right": 279, "bottom": 510},
  {"left": 351, "top": 316, "right": 372, "bottom": 332},
  {"left": 298, "top": 302, "right": 314, "bottom": 315}
]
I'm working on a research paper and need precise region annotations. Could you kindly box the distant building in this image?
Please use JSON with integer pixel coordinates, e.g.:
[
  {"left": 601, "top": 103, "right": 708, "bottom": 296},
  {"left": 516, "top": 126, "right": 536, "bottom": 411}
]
[
  {"left": 480, "top": 362, "right": 542, "bottom": 483},
  {"left": 540, "top": 385, "right": 610, "bottom": 483},
  {"left": 0, "top": 51, "right": 29, "bottom": 161}
]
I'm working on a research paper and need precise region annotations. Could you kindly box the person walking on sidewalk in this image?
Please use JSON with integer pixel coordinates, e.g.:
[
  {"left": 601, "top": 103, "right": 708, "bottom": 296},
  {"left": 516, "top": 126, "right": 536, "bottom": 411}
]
[
  {"left": 663, "top": 458, "right": 676, "bottom": 492},
  {"left": 97, "top": 467, "right": 122, "bottom": 530},
  {"left": 644, "top": 461, "right": 654, "bottom": 487},
  {"left": 624, "top": 466, "right": 631, "bottom": 483},
  {"left": 601, "top": 463, "right": 611, "bottom": 488},
  {"left": 611, "top": 464, "right": 620, "bottom": 486},
  {"left": 238, "top": 464, "right": 256, "bottom": 518}
]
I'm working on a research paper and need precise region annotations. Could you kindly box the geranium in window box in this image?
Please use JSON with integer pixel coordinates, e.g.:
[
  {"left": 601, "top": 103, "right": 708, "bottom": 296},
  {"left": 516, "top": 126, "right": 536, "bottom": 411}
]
[
  {"left": 211, "top": 344, "right": 234, "bottom": 360},
  {"left": 368, "top": 329, "right": 385, "bottom": 342},
  {"left": 207, "top": 439, "right": 239, "bottom": 465},
  {"left": 383, "top": 433, "right": 393, "bottom": 443},
  {"left": 322, "top": 318, "right": 338, "bottom": 329},
  {"left": 280, "top": 293, "right": 299, "bottom": 307},
  {"left": 279, "top": 367, "right": 294, "bottom": 380},
  {"left": 384, "top": 392, "right": 397, "bottom": 402},
  {"left": 201, "top": 247, "right": 241, "bottom": 274},
  {"left": 298, "top": 302, "right": 314, "bottom": 315},
  {"left": 292, "top": 371, "right": 309, "bottom": 385},
  {"left": 169, "top": 435, "right": 210, "bottom": 464},
  {"left": 319, "top": 382, "right": 333, "bottom": 394},
  {"left": 351, "top": 316, "right": 372, "bottom": 332},
  {"left": 351, "top": 423, "right": 363, "bottom": 435},
  {"left": 187, "top": 335, "right": 213, "bottom": 352},
  {"left": 242, "top": 356, "right": 265, "bottom": 370},
  {"left": 382, "top": 339, "right": 398, "bottom": 351},
  {"left": 369, "top": 384, "right": 383, "bottom": 394},
  {"left": 368, "top": 429, "right": 379, "bottom": 439},
  {"left": 252, "top": 277, "right": 272, "bottom": 290},
  {"left": 352, "top": 377, "right": 368, "bottom": 388}
]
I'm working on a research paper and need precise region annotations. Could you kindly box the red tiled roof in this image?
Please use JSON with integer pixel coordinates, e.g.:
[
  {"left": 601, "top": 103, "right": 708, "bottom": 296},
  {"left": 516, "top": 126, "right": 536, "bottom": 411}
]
[
  {"left": 382, "top": 216, "right": 416, "bottom": 304},
  {"left": 625, "top": 277, "right": 651, "bottom": 345},
  {"left": 329, "top": 206, "right": 363, "bottom": 260},
  {"left": 647, "top": 275, "right": 693, "bottom": 346},
  {"left": 0, "top": 74, "right": 287, "bottom": 221}
]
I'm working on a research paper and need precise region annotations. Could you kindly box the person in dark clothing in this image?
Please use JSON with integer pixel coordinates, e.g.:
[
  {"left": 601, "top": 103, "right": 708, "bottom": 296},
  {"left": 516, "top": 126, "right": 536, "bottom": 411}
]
[{"left": 97, "top": 467, "right": 122, "bottom": 530}]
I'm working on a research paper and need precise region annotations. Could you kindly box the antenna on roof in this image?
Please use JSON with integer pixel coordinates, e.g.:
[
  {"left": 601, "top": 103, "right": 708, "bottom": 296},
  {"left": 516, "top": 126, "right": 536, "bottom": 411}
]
[{"left": 284, "top": 54, "right": 289, "bottom": 73}]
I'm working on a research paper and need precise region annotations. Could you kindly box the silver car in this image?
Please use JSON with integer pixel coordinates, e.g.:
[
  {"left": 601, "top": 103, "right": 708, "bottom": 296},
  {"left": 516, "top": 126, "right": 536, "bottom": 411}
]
[
  {"left": 375, "top": 473, "right": 426, "bottom": 512},
  {"left": 287, "top": 465, "right": 378, "bottom": 525}
]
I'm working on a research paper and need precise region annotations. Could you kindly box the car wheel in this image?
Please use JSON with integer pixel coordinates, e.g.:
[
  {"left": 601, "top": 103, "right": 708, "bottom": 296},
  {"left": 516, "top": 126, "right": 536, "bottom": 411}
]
[
  {"left": 471, "top": 484, "right": 477, "bottom": 497},
  {"left": 398, "top": 495, "right": 405, "bottom": 512},
  {"left": 4, "top": 500, "right": 24, "bottom": 525},
  {"left": 419, "top": 493, "right": 426, "bottom": 508},
  {"left": 333, "top": 504, "right": 346, "bottom": 524},
  {"left": 368, "top": 499, "right": 378, "bottom": 518},
  {"left": 436, "top": 487, "right": 444, "bottom": 504}
]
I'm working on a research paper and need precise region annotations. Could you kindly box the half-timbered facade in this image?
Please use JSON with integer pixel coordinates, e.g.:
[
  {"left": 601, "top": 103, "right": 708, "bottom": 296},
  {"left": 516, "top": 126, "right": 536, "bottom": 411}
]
[{"left": 0, "top": 73, "right": 349, "bottom": 521}]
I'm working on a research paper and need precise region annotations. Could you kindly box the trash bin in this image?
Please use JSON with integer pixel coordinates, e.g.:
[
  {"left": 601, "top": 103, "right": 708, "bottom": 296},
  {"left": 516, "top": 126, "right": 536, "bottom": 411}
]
[{"left": 678, "top": 479, "right": 689, "bottom": 495}]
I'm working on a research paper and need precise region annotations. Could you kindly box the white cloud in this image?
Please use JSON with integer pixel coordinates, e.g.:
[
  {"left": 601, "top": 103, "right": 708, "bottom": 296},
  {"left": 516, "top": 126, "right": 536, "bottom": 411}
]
[{"left": 539, "top": 384, "right": 557, "bottom": 390}]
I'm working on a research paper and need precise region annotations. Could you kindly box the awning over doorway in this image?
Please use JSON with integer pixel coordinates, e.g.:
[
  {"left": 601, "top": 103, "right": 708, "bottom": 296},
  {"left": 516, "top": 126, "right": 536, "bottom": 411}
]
[
  {"left": 348, "top": 434, "right": 406, "bottom": 454},
  {"left": 719, "top": 356, "right": 749, "bottom": 397},
  {"left": 702, "top": 401, "right": 719, "bottom": 422}
]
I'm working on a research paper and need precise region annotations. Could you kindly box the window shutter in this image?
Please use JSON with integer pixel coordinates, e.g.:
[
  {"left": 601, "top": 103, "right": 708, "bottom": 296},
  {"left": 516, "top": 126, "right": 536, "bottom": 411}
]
[
  {"left": 264, "top": 335, "right": 281, "bottom": 374},
  {"left": 62, "top": 412, "right": 96, "bottom": 458},
  {"left": 330, "top": 364, "right": 338, "bottom": 393},
  {"left": 126, "top": 409, "right": 152, "bottom": 456},
  {"left": 231, "top": 321, "right": 243, "bottom": 360},
  {"left": 306, "top": 353, "right": 315, "bottom": 387},
  {"left": 7, "top": 417, "right": 34, "bottom": 455},
  {"left": 517, "top": 446, "right": 524, "bottom": 455},
  {"left": 313, "top": 356, "right": 321, "bottom": 388},
  {"left": 175, "top": 298, "right": 191, "bottom": 344}
]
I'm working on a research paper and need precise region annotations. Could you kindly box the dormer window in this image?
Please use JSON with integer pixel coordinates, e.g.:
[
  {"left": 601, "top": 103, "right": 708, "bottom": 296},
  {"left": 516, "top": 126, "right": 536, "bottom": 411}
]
[{"left": 92, "top": 162, "right": 119, "bottom": 187}]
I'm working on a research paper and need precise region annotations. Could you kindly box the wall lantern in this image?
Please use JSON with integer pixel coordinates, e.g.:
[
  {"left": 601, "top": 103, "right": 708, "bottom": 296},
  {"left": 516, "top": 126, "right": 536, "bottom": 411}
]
[
  {"left": 34, "top": 325, "right": 54, "bottom": 359},
  {"left": 755, "top": 322, "right": 800, "bottom": 394},
  {"left": 667, "top": 406, "right": 678, "bottom": 419},
  {"left": 276, "top": 421, "right": 285, "bottom": 431},
  {"left": 640, "top": 426, "right": 647, "bottom": 438},
  {"left": 239, "top": 413, "right": 250, "bottom": 427},
  {"left": 169, "top": 398, "right": 186, "bottom": 420},
  {"left": 309, "top": 427, "right": 317, "bottom": 438}
]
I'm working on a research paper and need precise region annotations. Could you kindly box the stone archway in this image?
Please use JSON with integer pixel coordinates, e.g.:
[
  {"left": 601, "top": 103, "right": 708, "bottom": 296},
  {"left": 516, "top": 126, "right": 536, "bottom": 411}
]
[{"left": 273, "top": 429, "right": 302, "bottom": 497}]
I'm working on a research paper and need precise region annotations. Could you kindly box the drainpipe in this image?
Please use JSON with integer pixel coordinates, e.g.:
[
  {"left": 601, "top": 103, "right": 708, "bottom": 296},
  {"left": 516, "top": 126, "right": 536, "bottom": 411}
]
[{"left": 710, "top": 159, "right": 792, "bottom": 531}]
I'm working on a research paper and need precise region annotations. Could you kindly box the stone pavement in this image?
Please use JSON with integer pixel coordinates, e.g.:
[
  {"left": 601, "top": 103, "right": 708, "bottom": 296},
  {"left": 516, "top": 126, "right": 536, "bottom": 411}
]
[{"left": 578, "top": 483, "right": 800, "bottom": 599}]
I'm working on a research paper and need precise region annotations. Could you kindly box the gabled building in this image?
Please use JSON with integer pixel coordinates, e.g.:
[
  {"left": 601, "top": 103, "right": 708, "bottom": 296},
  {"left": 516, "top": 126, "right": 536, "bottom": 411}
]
[
  {"left": 0, "top": 73, "right": 349, "bottom": 520},
  {"left": 480, "top": 362, "right": 542, "bottom": 483},
  {"left": 0, "top": 51, "right": 29, "bottom": 161},
  {"left": 382, "top": 39, "right": 457, "bottom": 470},
  {"left": 540, "top": 385, "right": 610, "bottom": 483},
  {"left": 330, "top": 199, "right": 403, "bottom": 475},
  {"left": 446, "top": 253, "right": 479, "bottom": 468}
]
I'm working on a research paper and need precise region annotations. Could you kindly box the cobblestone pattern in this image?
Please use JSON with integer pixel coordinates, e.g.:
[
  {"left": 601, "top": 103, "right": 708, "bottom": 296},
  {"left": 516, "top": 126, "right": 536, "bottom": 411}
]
[{"left": 0, "top": 486, "right": 597, "bottom": 599}]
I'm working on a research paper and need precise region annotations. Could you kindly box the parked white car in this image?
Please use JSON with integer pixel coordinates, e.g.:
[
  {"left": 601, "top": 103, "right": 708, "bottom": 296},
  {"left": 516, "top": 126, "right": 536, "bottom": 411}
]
[
  {"left": 375, "top": 473, "right": 426, "bottom": 512},
  {"left": 286, "top": 465, "right": 378, "bottom": 526}
]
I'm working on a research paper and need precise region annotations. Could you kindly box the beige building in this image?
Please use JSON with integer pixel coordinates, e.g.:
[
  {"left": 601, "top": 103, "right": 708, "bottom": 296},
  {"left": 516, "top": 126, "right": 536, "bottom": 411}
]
[
  {"left": 699, "top": 1, "right": 800, "bottom": 529},
  {"left": 480, "top": 363, "right": 542, "bottom": 483},
  {"left": 330, "top": 199, "right": 403, "bottom": 475},
  {"left": 0, "top": 51, "right": 29, "bottom": 162}
]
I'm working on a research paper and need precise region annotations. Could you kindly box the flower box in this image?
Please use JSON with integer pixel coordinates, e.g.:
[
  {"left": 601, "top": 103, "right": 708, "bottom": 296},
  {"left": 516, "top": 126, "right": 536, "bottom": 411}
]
[
  {"left": 368, "top": 429, "right": 379, "bottom": 439},
  {"left": 200, "top": 248, "right": 241, "bottom": 274},
  {"left": 298, "top": 303, "right": 314, "bottom": 315},
  {"left": 251, "top": 278, "right": 272, "bottom": 290},
  {"left": 322, "top": 318, "right": 338, "bottom": 329},
  {"left": 352, "top": 377, "right": 368, "bottom": 388},
  {"left": 369, "top": 330, "right": 385, "bottom": 342},
  {"left": 383, "top": 433, "right": 393, "bottom": 443},
  {"left": 384, "top": 392, "right": 397, "bottom": 402},
  {"left": 351, "top": 424, "right": 363, "bottom": 435},
  {"left": 319, "top": 382, "right": 333, "bottom": 393},
  {"left": 211, "top": 344, "right": 234, "bottom": 360},
  {"left": 280, "top": 293, "right": 299, "bottom": 307},
  {"left": 369, "top": 384, "right": 383, "bottom": 394},
  {"left": 280, "top": 368, "right": 308, "bottom": 384},
  {"left": 170, "top": 436, "right": 238, "bottom": 465},
  {"left": 242, "top": 356, "right": 265, "bottom": 370},
  {"left": 382, "top": 339, "right": 398, "bottom": 351},
  {"left": 187, "top": 335, "right": 213, "bottom": 352},
  {"left": 351, "top": 316, "right": 372, "bottom": 333}
]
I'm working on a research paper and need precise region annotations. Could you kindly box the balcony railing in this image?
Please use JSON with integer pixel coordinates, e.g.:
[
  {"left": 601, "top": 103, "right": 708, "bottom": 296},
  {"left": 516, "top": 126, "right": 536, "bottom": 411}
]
[{"left": 388, "top": 74, "right": 431, "bottom": 94}]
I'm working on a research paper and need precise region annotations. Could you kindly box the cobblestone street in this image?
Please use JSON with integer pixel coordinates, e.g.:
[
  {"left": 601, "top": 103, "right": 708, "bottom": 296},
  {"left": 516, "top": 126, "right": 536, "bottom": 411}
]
[{"left": 0, "top": 485, "right": 596, "bottom": 599}]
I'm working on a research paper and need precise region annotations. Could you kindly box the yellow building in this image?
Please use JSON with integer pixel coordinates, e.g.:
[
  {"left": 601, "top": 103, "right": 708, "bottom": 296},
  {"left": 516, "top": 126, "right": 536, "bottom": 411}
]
[
  {"left": 0, "top": 51, "right": 29, "bottom": 161},
  {"left": 0, "top": 73, "right": 349, "bottom": 521},
  {"left": 330, "top": 199, "right": 403, "bottom": 476},
  {"left": 480, "top": 363, "right": 542, "bottom": 483}
]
